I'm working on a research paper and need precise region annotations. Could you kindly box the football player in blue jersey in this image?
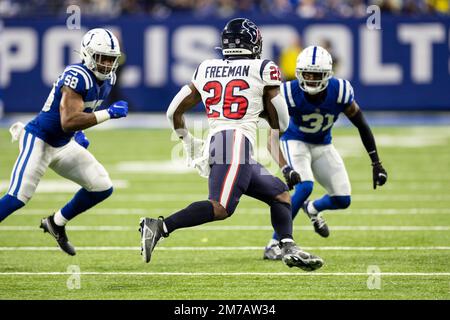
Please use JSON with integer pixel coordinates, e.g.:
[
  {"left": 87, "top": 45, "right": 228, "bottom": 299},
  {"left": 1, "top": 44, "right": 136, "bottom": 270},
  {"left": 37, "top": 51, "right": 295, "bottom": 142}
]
[
  {"left": 0, "top": 28, "right": 128, "bottom": 256},
  {"left": 264, "top": 46, "right": 387, "bottom": 260}
]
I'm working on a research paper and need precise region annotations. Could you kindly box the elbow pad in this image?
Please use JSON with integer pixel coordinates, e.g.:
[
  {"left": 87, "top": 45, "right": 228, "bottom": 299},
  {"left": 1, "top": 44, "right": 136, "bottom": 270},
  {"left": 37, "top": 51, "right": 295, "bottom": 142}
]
[
  {"left": 166, "top": 85, "right": 192, "bottom": 128},
  {"left": 271, "top": 94, "right": 289, "bottom": 132}
]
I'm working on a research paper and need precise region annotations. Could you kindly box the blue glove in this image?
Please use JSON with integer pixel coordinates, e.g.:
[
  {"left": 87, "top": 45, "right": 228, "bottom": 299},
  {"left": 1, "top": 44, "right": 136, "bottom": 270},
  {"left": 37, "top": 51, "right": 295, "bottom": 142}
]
[
  {"left": 74, "top": 131, "right": 89, "bottom": 149},
  {"left": 107, "top": 100, "right": 128, "bottom": 119}
]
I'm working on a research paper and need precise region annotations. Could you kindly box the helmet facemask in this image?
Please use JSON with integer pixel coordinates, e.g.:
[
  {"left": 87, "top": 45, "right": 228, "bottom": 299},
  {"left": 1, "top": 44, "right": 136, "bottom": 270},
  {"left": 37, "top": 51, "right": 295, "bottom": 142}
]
[
  {"left": 296, "top": 69, "right": 333, "bottom": 95},
  {"left": 92, "top": 53, "right": 120, "bottom": 80}
]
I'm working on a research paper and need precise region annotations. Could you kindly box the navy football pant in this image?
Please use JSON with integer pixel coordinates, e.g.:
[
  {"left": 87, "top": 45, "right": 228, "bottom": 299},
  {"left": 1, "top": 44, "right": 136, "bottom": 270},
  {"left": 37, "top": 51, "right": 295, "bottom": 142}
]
[{"left": 208, "top": 130, "right": 288, "bottom": 215}]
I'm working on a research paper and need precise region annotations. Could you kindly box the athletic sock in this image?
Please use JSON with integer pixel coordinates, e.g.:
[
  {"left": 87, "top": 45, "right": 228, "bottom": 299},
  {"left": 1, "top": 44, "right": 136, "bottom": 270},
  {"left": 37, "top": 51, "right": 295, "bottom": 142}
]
[
  {"left": 164, "top": 200, "right": 215, "bottom": 234},
  {"left": 0, "top": 194, "right": 25, "bottom": 223},
  {"left": 59, "top": 187, "right": 113, "bottom": 224},
  {"left": 270, "top": 201, "right": 293, "bottom": 240}
]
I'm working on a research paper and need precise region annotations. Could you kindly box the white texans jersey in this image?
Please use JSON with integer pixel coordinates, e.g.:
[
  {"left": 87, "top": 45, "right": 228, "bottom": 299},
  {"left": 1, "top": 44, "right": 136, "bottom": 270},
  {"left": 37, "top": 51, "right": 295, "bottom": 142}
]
[{"left": 191, "top": 58, "right": 282, "bottom": 147}]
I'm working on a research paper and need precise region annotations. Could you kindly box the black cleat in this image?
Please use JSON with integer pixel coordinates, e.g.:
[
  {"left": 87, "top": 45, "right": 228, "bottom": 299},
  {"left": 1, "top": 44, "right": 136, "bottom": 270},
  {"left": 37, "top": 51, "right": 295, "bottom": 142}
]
[
  {"left": 280, "top": 240, "right": 323, "bottom": 271},
  {"left": 40, "top": 215, "right": 76, "bottom": 256},
  {"left": 139, "top": 216, "right": 167, "bottom": 263},
  {"left": 263, "top": 243, "right": 282, "bottom": 261},
  {"left": 303, "top": 200, "right": 330, "bottom": 238}
]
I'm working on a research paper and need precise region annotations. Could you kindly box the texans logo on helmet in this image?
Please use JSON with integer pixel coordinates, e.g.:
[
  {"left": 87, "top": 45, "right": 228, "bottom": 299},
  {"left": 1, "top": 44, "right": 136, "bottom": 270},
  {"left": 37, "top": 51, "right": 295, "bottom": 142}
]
[{"left": 242, "top": 19, "right": 260, "bottom": 45}]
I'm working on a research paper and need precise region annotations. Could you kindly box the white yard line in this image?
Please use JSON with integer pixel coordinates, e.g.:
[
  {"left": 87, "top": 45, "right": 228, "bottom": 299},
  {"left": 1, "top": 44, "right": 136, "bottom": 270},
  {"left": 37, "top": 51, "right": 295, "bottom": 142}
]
[
  {"left": 0, "top": 226, "right": 449, "bottom": 231},
  {"left": 26, "top": 193, "right": 450, "bottom": 202},
  {"left": 0, "top": 246, "right": 449, "bottom": 251},
  {"left": 0, "top": 272, "right": 448, "bottom": 277},
  {"left": 15, "top": 208, "right": 450, "bottom": 216}
]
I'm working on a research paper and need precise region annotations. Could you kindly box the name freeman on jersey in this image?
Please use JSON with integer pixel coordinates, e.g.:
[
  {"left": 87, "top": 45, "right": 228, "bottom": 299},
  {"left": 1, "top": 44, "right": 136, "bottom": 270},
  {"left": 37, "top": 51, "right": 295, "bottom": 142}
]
[{"left": 205, "top": 65, "right": 250, "bottom": 78}]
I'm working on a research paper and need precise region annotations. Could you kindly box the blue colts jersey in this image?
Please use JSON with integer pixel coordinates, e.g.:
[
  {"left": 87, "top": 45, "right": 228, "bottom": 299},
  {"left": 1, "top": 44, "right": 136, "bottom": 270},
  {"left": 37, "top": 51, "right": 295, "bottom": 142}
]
[
  {"left": 25, "top": 63, "right": 116, "bottom": 147},
  {"left": 281, "top": 77, "right": 354, "bottom": 145}
]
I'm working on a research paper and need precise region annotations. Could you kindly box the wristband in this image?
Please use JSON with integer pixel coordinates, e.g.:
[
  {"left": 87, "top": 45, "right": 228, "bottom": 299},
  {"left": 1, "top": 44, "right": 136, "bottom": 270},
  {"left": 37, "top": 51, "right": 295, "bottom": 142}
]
[{"left": 94, "top": 110, "right": 110, "bottom": 124}]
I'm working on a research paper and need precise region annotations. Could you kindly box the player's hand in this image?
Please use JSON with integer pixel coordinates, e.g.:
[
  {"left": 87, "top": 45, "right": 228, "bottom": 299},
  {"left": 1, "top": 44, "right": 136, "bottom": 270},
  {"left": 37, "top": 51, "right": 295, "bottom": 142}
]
[
  {"left": 372, "top": 161, "right": 387, "bottom": 189},
  {"left": 282, "top": 165, "right": 301, "bottom": 190},
  {"left": 182, "top": 134, "right": 204, "bottom": 166},
  {"left": 74, "top": 131, "right": 89, "bottom": 149},
  {"left": 107, "top": 100, "right": 128, "bottom": 119}
]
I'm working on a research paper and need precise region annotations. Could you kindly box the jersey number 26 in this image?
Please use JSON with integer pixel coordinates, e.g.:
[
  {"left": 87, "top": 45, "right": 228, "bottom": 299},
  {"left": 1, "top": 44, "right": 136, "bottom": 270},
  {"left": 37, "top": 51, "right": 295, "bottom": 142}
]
[{"left": 203, "top": 80, "right": 249, "bottom": 120}]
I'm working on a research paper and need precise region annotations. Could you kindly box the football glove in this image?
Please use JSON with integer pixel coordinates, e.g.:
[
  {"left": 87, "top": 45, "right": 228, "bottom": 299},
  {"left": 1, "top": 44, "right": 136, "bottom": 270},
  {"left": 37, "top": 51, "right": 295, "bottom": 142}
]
[
  {"left": 107, "top": 100, "right": 128, "bottom": 119},
  {"left": 182, "top": 133, "right": 205, "bottom": 167},
  {"left": 372, "top": 161, "right": 387, "bottom": 189},
  {"left": 74, "top": 131, "right": 89, "bottom": 149},
  {"left": 282, "top": 165, "right": 302, "bottom": 190}
]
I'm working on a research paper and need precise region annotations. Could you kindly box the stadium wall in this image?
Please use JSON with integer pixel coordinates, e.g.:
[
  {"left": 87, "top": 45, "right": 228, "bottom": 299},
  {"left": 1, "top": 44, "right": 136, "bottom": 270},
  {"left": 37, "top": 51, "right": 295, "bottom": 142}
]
[{"left": 0, "top": 15, "right": 449, "bottom": 112}]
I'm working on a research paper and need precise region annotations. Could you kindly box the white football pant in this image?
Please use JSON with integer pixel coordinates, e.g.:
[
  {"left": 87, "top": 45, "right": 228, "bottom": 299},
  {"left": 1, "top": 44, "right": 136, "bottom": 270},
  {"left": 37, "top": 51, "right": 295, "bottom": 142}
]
[
  {"left": 280, "top": 139, "right": 351, "bottom": 196},
  {"left": 7, "top": 129, "right": 112, "bottom": 204}
]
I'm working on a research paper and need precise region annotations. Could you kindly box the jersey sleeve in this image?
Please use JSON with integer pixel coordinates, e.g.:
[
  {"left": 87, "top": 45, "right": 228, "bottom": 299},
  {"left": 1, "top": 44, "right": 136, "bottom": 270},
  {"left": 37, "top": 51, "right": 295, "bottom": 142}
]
[
  {"left": 191, "top": 61, "right": 204, "bottom": 90},
  {"left": 261, "top": 60, "right": 282, "bottom": 87},
  {"left": 60, "top": 66, "right": 93, "bottom": 96},
  {"left": 336, "top": 79, "right": 355, "bottom": 106}
]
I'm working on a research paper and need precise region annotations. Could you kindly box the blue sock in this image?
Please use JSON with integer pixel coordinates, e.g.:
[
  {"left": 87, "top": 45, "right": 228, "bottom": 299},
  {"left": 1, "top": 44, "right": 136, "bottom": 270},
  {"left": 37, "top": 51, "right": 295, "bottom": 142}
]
[
  {"left": 313, "top": 195, "right": 351, "bottom": 212},
  {"left": 61, "top": 187, "right": 113, "bottom": 221},
  {"left": 0, "top": 194, "right": 25, "bottom": 222},
  {"left": 272, "top": 181, "right": 313, "bottom": 240}
]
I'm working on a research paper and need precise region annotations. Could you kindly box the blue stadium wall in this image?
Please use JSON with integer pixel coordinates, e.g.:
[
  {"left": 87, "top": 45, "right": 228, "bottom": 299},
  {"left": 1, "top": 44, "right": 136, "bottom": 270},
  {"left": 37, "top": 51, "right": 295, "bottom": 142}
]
[{"left": 0, "top": 15, "right": 449, "bottom": 112}]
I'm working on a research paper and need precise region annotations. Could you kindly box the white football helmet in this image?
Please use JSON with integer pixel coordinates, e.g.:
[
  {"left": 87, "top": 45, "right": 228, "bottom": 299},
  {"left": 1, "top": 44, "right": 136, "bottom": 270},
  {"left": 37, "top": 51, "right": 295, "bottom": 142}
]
[
  {"left": 296, "top": 46, "right": 333, "bottom": 95},
  {"left": 80, "top": 28, "right": 121, "bottom": 81}
]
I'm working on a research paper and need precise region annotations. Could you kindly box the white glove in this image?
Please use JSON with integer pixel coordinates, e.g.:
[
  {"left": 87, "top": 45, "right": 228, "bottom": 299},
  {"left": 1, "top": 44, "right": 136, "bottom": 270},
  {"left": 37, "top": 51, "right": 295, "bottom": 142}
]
[
  {"left": 181, "top": 133, "right": 210, "bottom": 178},
  {"left": 181, "top": 133, "right": 205, "bottom": 166},
  {"left": 9, "top": 122, "right": 25, "bottom": 143}
]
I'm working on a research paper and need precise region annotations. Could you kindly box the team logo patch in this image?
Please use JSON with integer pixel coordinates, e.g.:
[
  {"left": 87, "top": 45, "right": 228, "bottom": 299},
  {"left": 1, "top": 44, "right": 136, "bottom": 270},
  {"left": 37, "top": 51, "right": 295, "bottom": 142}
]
[{"left": 242, "top": 19, "right": 260, "bottom": 45}]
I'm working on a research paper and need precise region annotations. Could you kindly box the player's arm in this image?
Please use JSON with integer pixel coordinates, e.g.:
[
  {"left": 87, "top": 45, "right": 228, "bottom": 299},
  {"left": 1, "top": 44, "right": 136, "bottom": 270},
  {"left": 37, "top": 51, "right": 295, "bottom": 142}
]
[
  {"left": 264, "top": 85, "right": 301, "bottom": 189},
  {"left": 167, "top": 83, "right": 204, "bottom": 164},
  {"left": 166, "top": 83, "right": 202, "bottom": 139},
  {"left": 60, "top": 86, "right": 97, "bottom": 132},
  {"left": 344, "top": 101, "right": 387, "bottom": 189},
  {"left": 60, "top": 86, "right": 128, "bottom": 133}
]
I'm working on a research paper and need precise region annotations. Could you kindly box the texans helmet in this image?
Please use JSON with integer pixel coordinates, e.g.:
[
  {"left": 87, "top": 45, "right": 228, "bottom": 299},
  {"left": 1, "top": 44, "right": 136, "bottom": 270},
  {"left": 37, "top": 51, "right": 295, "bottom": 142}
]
[{"left": 221, "top": 18, "right": 262, "bottom": 59}]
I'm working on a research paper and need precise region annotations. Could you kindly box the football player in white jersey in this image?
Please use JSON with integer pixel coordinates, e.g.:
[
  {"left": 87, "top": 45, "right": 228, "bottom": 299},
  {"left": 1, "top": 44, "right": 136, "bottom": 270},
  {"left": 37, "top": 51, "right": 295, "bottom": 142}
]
[
  {"left": 263, "top": 46, "right": 388, "bottom": 260},
  {"left": 139, "top": 18, "right": 323, "bottom": 271},
  {"left": 0, "top": 29, "right": 129, "bottom": 255}
]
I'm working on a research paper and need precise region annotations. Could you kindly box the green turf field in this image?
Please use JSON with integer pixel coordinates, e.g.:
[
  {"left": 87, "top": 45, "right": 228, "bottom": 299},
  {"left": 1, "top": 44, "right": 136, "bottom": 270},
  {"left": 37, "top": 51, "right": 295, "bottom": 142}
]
[{"left": 0, "top": 126, "right": 449, "bottom": 300}]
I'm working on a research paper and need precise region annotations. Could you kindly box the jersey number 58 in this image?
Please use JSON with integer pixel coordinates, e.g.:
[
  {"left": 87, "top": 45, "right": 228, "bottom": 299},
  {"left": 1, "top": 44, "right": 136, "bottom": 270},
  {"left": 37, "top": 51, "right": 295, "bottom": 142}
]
[{"left": 64, "top": 75, "right": 79, "bottom": 90}]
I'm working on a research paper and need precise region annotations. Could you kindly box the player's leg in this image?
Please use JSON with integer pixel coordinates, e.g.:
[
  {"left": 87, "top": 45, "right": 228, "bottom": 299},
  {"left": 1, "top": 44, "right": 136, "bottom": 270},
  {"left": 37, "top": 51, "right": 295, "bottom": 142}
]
[
  {"left": 0, "top": 131, "right": 50, "bottom": 222},
  {"left": 275, "top": 139, "right": 314, "bottom": 231},
  {"left": 264, "top": 139, "right": 314, "bottom": 257},
  {"left": 304, "top": 144, "right": 351, "bottom": 236},
  {"left": 245, "top": 163, "right": 323, "bottom": 270},
  {"left": 39, "top": 141, "right": 113, "bottom": 256},
  {"left": 139, "top": 130, "right": 253, "bottom": 263},
  {"left": 49, "top": 141, "right": 113, "bottom": 225}
]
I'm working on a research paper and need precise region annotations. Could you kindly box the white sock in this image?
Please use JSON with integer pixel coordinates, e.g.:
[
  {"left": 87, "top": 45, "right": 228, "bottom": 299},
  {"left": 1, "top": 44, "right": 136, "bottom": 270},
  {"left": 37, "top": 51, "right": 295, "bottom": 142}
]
[
  {"left": 267, "top": 238, "right": 279, "bottom": 247},
  {"left": 280, "top": 238, "right": 294, "bottom": 244},
  {"left": 308, "top": 201, "right": 319, "bottom": 215},
  {"left": 53, "top": 210, "right": 68, "bottom": 226},
  {"left": 162, "top": 221, "right": 169, "bottom": 234}
]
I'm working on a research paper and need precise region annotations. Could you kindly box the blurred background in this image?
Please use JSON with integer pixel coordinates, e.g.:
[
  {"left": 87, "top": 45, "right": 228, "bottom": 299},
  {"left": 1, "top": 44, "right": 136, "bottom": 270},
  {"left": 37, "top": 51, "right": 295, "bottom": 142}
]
[{"left": 0, "top": 0, "right": 449, "bottom": 119}]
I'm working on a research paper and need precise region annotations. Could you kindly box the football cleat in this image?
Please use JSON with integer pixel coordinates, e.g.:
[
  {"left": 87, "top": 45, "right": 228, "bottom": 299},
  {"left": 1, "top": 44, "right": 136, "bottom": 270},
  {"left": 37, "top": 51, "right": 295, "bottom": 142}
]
[
  {"left": 40, "top": 215, "right": 76, "bottom": 256},
  {"left": 263, "top": 243, "right": 282, "bottom": 261},
  {"left": 303, "top": 200, "right": 330, "bottom": 238},
  {"left": 139, "top": 216, "right": 167, "bottom": 263},
  {"left": 280, "top": 240, "right": 323, "bottom": 271}
]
